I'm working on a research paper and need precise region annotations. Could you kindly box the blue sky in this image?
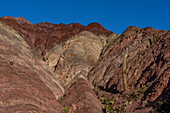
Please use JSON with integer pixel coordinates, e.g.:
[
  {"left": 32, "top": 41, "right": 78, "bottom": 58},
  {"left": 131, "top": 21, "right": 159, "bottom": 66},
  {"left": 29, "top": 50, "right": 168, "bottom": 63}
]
[{"left": 0, "top": 0, "right": 170, "bottom": 34}]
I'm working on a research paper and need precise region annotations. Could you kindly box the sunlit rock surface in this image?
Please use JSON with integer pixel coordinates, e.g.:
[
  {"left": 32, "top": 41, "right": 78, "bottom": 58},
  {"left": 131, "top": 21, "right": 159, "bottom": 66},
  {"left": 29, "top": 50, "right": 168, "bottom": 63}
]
[
  {"left": 0, "top": 21, "right": 64, "bottom": 113},
  {"left": 0, "top": 16, "right": 169, "bottom": 113},
  {"left": 44, "top": 31, "right": 107, "bottom": 89}
]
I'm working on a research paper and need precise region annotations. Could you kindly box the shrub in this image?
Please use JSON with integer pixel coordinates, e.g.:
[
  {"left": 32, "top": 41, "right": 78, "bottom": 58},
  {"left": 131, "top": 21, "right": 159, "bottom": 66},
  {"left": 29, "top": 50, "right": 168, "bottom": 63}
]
[{"left": 62, "top": 107, "right": 68, "bottom": 113}]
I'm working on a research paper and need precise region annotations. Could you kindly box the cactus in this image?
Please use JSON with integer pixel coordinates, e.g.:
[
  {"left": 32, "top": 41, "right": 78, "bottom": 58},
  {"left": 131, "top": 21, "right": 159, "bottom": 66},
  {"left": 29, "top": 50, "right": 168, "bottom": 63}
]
[{"left": 122, "top": 55, "right": 128, "bottom": 91}]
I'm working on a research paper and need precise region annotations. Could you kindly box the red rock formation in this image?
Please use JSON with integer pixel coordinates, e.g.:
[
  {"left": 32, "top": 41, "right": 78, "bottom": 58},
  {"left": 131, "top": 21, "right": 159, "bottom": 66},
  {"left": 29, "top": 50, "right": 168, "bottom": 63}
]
[
  {"left": 61, "top": 78, "right": 103, "bottom": 113},
  {"left": 0, "top": 21, "right": 64, "bottom": 113},
  {"left": 88, "top": 26, "right": 170, "bottom": 112},
  {"left": 0, "top": 19, "right": 106, "bottom": 113},
  {"left": 0, "top": 16, "right": 169, "bottom": 113},
  {"left": 0, "top": 16, "right": 112, "bottom": 57}
]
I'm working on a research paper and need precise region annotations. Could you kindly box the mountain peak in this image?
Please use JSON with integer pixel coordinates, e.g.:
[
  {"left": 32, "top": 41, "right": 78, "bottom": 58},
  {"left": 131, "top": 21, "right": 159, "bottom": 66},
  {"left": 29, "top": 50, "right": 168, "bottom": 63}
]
[{"left": 0, "top": 16, "right": 113, "bottom": 56}]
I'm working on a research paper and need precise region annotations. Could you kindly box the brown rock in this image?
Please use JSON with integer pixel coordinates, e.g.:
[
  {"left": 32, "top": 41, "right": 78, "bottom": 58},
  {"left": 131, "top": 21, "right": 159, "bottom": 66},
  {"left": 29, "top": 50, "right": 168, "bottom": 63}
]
[
  {"left": 0, "top": 16, "right": 112, "bottom": 57},
  {"left": 0, "top": 16, "right": 169, "bottom": 113},
  {"left": 0, "top": 21, "right": 64, "bottom": 113},
  {"left": 61, "top": 78, "right": 103, "bottom": 113},
  {"left": 88, "top": 26, "right": 169, "bottom": 112},
  {"left": 0, "top": 17, "right": 106, "bottom": 113},
  {"left": 44, "top": 31, "right": 107, "bottom": 89}
]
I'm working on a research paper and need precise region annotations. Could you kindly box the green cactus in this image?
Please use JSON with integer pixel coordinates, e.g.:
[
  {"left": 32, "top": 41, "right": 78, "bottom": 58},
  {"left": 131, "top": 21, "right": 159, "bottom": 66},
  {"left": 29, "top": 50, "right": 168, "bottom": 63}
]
[{"left": 122, "top": 55, "right": 128, "bottom": 91}]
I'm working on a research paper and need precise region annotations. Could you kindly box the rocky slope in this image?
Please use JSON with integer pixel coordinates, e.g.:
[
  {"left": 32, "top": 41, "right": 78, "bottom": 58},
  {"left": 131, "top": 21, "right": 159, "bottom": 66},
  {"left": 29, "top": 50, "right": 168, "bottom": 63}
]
[
  {"left": 44, "top": 31, "right": 109, "bottom": 89},
  {"left": 0, "top": 21, "right": 63, "bottom": 113},
  {"left": 88, "top": 26, "right": 170, "bottom": 112},
  {"left": 0, "top": 16, "right": 169, "bottom": 113},
  {"left": 0, "top": 16, "right": 113, "bottom": 57}
]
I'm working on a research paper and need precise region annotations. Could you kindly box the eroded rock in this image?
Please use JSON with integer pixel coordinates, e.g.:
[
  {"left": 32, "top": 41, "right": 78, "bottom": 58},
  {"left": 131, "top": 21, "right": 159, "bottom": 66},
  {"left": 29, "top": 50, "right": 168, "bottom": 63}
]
[
  {"left": 0, "top": 21, "right": 64, "bottom": 113},
  {"left": 0, "top": 16, "right": 169, "bottom": 113},
  {"left": 45, "top": 31, "right": 107, "bottom": 89},
  {"left": 0, "top": 16, "right": 112, "bottom": 57},
  {"left": 61, "top": 78, "right": 103, "bottom": 113},
  {"left": 88, "top": 26, "right": 170, "bottom": 112}
]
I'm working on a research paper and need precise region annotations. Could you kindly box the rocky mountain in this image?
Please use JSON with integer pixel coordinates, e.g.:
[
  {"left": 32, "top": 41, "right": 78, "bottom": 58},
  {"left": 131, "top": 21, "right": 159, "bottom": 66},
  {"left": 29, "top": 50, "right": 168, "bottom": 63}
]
[
  {"left": 0, "top": 16, "right": 112, "bottom": 57},
  {"left": 0, "top": 16, "right": 169, "bottom": 113}
]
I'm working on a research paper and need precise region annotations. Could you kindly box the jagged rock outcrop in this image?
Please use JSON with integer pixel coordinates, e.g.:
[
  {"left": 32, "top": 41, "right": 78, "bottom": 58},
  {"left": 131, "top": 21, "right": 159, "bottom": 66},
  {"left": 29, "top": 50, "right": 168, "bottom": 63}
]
[{"left": 88, "top": 26, "right": 170, "bottom": 112}]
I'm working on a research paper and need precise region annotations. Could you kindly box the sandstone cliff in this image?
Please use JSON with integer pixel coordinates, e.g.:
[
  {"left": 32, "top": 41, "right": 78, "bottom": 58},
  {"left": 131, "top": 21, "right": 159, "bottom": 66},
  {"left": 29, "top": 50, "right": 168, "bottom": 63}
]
[
  {"left": 0, "top": 16, "right": 169, "bottom": 113},
  {"left": 0, "top": 21, "right": 63, "bottom": 113}
]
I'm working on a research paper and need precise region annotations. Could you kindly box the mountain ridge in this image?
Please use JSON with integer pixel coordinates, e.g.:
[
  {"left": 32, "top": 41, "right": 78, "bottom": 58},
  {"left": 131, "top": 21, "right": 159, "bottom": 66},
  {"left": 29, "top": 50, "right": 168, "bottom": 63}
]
[
  {"left": 0, "top": 16, "right": 169, "bottom": 113},
  {"left": 0, "top": 16, "right": 113, "bottom": 57}
]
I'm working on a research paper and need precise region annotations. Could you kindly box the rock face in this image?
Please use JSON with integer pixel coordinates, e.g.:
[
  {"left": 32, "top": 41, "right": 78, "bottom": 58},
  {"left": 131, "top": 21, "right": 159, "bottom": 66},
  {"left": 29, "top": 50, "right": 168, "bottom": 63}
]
[
  {"left": 0, "top": 16, "right": 112, "bottom": 57},
  {"left": 44, "top": 31, "right": 108, "bottom": 89},
  {"left": 61, "top": 78, "right": 103, "bottom": 113},
  {"left": 0, "top": 17, "right": 106, "bottom": 113},
  {"left": 0, "top": 21, "right": 64, "bottom": 113},
  {"left": 88, "top": 26, "right": 170, "bottom": 112},
  {"left": 0, "top": 16, "right": 169, "bottom": 113}
]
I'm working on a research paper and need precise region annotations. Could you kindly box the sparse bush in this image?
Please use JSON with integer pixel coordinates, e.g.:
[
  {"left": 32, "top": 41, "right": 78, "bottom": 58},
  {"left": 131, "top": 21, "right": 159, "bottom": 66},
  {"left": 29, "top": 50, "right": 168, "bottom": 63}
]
[
  {"left": 57, "top": 96, "right": 63, "bottom": 103},
  {"left": 131, "top": 85, "right": 147, "bottom": 99},
  {"left": 100, "top": 97, "right": 126, "bottom": 113},
  {"left": 62, "top": 107, "right": 68, "bottom": 113},
  {"left": 138, "top": 85, "right": 146, "bottom": 92}
]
